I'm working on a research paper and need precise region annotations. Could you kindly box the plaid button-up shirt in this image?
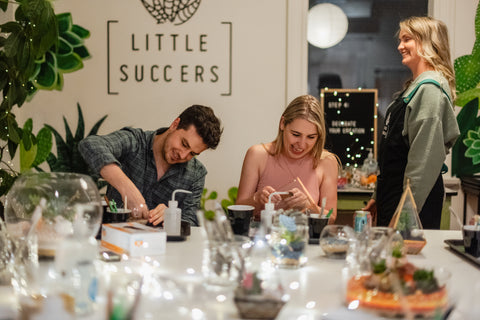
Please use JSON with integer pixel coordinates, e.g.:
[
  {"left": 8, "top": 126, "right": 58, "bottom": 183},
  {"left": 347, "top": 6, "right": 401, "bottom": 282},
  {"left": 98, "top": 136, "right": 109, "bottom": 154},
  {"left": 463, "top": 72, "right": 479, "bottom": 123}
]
[{"left": 79, "top": 127, "right": 206, "bottom": 226}]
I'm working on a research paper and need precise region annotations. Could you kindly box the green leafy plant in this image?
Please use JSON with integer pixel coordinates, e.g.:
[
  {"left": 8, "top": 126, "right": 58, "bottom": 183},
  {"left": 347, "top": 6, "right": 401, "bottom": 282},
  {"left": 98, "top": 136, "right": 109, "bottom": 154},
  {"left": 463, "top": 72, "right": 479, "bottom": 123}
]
[
  {"left": 200, "top": 188, "right": 218, "bottom": 211},
  {"left": 43, "top": 103, "right": 107, "bottom": 190},
  {"left": 0, "top": 118, "right": 52, "bottom": 196},
  {"left": 221, "top": 186, "right": 238, "bottom": 213},
  {"left": 19, "top": 118, "right": 52, "bottom": 172},
  {"left": 0, "top": 0, "right": 57, "bottom": 116},
  {"left": 0, "top": 1, "right": 90, "bottom": 195}
]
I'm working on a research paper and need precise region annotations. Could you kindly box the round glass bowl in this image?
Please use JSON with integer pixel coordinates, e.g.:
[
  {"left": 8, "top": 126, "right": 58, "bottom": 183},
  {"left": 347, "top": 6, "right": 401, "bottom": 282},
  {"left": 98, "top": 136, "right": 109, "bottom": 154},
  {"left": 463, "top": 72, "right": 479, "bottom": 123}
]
[
  {"left": 4, "top": 172, "right": 102, "bottom": 257},
  {"left": 320, "top": 225, "right": 354, "bottom": 259}
]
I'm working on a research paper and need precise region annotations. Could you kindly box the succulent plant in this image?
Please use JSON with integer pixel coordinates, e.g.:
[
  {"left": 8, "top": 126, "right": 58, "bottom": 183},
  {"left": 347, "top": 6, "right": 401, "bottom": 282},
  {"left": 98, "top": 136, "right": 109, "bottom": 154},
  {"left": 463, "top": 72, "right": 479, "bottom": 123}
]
[
  {"left": 464, "top": 127, "right": 480, "bottom": 165},
  {"left": 452, "top": 98, "right": 480, "bottom": 176}
]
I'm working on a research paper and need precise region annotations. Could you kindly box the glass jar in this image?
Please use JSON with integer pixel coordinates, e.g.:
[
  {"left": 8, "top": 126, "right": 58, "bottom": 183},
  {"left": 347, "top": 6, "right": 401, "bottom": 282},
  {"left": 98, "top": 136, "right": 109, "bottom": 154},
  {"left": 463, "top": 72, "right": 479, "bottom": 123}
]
[
  {"left": 202, "top": 235, "right": 251, "bottom": 288},
  {"left": 4, "top": 172, "right": 102, "bottom": 258},
  {"left": 269, "top": 211, "right": 308, "bottom": 268}
]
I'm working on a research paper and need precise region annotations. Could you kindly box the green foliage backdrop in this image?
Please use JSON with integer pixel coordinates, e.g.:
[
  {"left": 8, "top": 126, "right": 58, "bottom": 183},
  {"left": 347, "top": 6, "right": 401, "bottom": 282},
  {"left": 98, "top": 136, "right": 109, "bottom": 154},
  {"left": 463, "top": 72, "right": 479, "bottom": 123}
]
[
  {"left": 452, "top": 2, "right": 480, "bottom": 177},
  {"left": 0, "top": 0, "right": 91, "bottom": 196}
]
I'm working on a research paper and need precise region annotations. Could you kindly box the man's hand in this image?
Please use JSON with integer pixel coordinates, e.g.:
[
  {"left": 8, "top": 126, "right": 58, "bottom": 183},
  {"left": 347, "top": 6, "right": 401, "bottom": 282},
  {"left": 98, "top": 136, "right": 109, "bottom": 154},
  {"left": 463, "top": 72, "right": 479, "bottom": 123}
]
[
  {"left": 148, "top": 203, "right": 168, "bottom": 226},
  {"left": 100, "top": 164, "right": 148, "bottom": 216}
]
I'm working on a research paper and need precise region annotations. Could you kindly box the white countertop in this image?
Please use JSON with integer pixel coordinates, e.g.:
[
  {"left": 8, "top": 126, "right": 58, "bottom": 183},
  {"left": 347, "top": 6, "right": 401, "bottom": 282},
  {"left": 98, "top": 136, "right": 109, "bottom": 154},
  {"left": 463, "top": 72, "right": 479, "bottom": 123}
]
[{"left": 1, "top": 228, "right": 479, "bottom": 319}]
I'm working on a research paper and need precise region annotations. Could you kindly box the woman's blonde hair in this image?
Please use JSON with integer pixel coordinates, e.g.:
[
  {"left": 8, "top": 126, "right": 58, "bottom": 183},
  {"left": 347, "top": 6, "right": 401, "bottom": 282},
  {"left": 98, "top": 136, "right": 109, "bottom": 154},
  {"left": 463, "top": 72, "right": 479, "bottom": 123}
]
[
  {"left": 272, "top": 94, "right": 326, "bottom": 168},
  {"left": 399, "top": 16, "right": 456, "bottom": 101}
]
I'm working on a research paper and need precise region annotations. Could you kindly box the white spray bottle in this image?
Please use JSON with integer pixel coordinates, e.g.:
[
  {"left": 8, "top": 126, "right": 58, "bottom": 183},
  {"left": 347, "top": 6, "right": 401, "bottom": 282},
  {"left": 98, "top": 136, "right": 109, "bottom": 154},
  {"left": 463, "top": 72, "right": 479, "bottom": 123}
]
[
  {"left": 164, "top": 189, "right": 192, "bottom": 236},
  {"left": 261, "top": 191, "right": 290, "bottom": 232}
]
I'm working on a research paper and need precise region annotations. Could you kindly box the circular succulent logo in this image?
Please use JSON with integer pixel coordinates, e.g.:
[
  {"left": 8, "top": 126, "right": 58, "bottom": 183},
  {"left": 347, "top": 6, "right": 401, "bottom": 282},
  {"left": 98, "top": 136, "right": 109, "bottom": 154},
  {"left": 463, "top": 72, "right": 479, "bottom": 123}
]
[{"left": 140, "top": 0, "right": 202, "bottom": 25}]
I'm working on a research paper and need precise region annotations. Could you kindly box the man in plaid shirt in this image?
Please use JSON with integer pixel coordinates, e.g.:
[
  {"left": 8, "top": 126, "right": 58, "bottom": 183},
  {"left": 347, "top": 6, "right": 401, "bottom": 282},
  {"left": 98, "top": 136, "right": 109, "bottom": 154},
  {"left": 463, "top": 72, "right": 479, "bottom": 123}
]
[{"left": 79, "top": 105, "right": 223, "bottom": 226}]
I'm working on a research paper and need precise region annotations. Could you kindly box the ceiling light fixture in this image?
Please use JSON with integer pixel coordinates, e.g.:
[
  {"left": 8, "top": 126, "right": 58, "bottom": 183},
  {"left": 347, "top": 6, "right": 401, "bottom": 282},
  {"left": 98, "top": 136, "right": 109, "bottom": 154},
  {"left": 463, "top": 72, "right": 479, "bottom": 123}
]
[{"left": 307, "top": 3, "right": 349, "bottom": 49}]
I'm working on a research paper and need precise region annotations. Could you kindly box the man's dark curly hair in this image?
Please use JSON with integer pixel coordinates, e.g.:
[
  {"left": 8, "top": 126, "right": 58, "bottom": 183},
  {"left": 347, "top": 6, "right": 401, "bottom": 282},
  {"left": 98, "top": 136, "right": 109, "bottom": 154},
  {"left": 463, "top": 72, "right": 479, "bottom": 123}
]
[{"left": 177, "top": 105, "right": 223, "bottom": 149}]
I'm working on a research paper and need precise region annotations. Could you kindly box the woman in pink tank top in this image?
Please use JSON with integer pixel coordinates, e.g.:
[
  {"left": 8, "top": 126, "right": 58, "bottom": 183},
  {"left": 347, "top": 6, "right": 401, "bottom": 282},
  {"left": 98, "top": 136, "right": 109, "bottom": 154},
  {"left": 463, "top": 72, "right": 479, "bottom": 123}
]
[{"left": 236, "top": 94, "right": 339, "bottom": 222}]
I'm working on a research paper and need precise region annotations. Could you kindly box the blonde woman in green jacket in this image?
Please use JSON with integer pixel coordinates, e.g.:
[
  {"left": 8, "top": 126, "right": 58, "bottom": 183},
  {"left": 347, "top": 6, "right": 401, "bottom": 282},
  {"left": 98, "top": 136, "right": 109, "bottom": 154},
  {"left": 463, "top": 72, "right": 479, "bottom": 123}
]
[{"left": 365, "top": 16, "right": 460, "bottom": 229}]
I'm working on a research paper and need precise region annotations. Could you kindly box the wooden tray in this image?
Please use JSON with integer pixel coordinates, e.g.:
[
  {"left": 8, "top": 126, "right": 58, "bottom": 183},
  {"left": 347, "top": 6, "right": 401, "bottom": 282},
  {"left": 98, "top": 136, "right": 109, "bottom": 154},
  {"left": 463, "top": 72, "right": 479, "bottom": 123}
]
[{"left": 444, "top": 239, "right": 480, "bottom": 268}]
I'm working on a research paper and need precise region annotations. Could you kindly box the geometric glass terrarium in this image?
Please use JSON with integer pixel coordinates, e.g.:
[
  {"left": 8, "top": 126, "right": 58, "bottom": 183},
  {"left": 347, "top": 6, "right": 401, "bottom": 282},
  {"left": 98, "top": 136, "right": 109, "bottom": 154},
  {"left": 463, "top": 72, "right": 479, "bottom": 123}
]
[
  {"left": 388, "top": 180, "right": 426, "bottom": 254},
  {"left": 4, "top": 172, "right": 102, "bottom": 257}
]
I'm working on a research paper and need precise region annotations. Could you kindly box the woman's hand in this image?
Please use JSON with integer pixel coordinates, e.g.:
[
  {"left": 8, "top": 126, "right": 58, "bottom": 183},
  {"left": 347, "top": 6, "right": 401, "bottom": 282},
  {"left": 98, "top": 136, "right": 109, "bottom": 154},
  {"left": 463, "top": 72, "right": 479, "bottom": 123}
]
[
  {"left": 282, "top": 187, "right": 309, "bottom": 211},
  {"left": 254, "top": 186, "right": 280, "bottom": 205}
]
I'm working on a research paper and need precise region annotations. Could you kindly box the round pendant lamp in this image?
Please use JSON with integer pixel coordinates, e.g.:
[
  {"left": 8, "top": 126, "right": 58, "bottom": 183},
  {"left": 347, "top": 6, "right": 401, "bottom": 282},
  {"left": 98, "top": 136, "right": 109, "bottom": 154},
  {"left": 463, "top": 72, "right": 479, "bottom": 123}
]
[{"left": 307, "top": 3, "right": 349, "bottom": 49}]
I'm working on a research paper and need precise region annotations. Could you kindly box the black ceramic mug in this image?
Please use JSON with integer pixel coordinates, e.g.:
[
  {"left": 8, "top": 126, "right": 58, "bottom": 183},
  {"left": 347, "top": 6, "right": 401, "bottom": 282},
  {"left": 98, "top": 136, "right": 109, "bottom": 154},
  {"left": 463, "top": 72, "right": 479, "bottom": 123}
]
[
  {"left": 308, "top": 214, "right": 329, "bottom": 239},
  {"left": 227, "top": 205, "right": 254, "bottom": 236},
  {"left": 105, "top": 208, "right": 131, "bottom": 223}
]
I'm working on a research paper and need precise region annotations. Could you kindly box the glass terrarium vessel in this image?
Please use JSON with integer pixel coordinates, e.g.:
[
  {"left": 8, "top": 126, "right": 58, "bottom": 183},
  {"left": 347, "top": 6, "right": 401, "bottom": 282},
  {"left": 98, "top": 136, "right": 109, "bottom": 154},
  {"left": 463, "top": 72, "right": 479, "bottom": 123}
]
[
  {"left": 4, "top": 172, "right": 102, "bottom": 257},
  {"left": 269, "top": 210, "right": 308, "bottom": 268}
]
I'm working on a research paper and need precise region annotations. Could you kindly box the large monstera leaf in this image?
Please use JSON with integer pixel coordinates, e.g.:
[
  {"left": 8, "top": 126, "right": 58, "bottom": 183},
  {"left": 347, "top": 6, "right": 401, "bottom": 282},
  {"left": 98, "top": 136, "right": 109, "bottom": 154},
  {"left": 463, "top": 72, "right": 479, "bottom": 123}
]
[
  {"left": 455, "top": 3, "right": 480, "bottom": 107},
  {"left": 31, "top": 12, "right": 90, "bottom": 91},
  {"left": 140, "top": 0, "right": 201, "bottom": 25}
]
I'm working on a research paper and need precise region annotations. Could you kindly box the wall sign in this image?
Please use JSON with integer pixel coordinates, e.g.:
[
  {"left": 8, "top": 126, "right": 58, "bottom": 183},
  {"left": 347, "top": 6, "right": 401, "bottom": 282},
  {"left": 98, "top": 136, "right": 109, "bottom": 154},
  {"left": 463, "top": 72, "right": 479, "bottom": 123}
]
[
  {"left": 106, "top": 1, "right": 232, "bottom": 96},
  {"left": 321, "top": 88, "right": 378, "bottom": 168}
]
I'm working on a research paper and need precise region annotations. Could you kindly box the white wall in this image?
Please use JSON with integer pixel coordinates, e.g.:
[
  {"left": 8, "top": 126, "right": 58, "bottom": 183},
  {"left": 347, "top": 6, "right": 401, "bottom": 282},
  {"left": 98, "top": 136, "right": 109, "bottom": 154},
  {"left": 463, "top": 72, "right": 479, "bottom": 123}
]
[{"left": 13, "top": 0, "right": 308, "bottom": 201}]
